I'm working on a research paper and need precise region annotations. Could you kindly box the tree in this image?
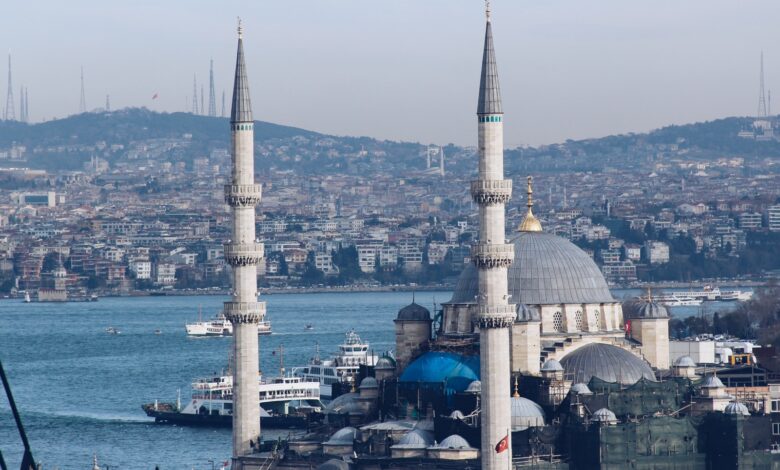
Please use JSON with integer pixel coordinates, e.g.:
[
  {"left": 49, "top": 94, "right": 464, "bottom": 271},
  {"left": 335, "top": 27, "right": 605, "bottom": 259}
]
[{"left": 300, "top": 252, "right": 324, "bottom": 286}]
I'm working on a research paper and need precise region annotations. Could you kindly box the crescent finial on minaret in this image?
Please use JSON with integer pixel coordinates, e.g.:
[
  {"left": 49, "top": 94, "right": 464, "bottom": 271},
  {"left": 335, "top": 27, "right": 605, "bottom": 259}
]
[
  {"left": 518, "top": 175, "right": 543, "bottom": 232},
  {"left": 237, "top": 17, "right": 243, "bottom": 39},
  {"left": 485, "top": 0, "right": 491, "bottom": 21}
]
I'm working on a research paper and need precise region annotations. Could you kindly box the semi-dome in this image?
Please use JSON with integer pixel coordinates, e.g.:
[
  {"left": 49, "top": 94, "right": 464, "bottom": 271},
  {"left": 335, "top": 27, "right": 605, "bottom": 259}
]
[
  {"left": 359, "top": 377, "right": 378, "bottom": 389},
  {"left": 399, "top": 352, "right": 479, "bottom": 394},
  {"left": 396, "top": 302, "right": 431, "bottom": 321},
  {"left": 325, "top": 427, "right": 357, "bottom": 445},
  {"left": 516, "top": 303, "right": 541, "bottom": 322},
  {"left": 570, "top": 383, "right": 592, "bottom": 395},
  {"left": 465, "top": 380, "right": 482, "bottom": 394},
  {"left": 724, "top": 402, "right": 750, "bottom": 416},
  {"left": 435, "top": 434, "right": 473, "bottom": 449},
  {"left": 447, "top": 232, "right": 615, "bottom": 305},
  {"left": 673, "top": 356, "right": 696, "bottom": 368},
  {"left": 396, "top": 429, "right": 434, "bottom": 447},
  {"left": 375, "top": 356, "right": 396, "bottom": 369},
  {"left": 592, "top": 408, "right": 618, "bottom": 424},
  {"left": 559, "top": 343, "right": 656, "bottom": 385},
  {"left": 510, "top": 396, "right": 545, "bottom": 431},
  {"left": 541, "top": 359, "right": 563, "bottom": 372}
]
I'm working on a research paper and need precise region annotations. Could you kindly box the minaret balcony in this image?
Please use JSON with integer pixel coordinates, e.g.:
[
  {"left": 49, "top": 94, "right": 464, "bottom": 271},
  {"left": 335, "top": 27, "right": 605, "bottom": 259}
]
[
  {"left": 475, "top": 305, "right": 516, "bottom": 329},
  {"left": 224, "top": 184, "right": 262, "bottom": 207},
  {"left": 224, "top": 242, "right": 264, "bottom": 266},
  {"left": 470, "top": 179, "right": 512, "bottom": 205},
  {"left": 224, "top": 301, "right": 266, "bottom": 324},
  {"left": 471, "top": 243, "right": 514, "bottom": 269}
]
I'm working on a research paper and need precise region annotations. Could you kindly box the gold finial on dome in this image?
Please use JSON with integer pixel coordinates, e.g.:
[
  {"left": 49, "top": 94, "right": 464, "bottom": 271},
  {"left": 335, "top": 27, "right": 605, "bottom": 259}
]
[
  {"left": 513, "top": 375, "right": 520, "bottom": 398},
  {"left": 518, "top": 175, "right": 543, "bottom": 232}
]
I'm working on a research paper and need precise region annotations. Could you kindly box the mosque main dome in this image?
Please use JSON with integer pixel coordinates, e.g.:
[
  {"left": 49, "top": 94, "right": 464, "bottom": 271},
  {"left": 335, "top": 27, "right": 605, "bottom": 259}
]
[{"left": 448, "top": 232, "right": 614, "bottom": 305}]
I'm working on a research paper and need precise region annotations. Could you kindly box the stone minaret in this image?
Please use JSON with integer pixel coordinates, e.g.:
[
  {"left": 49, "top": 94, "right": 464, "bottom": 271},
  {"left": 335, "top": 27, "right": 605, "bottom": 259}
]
[
  {"left": 224, "top": 20, "right": 265, "bottom": 463},
  {"left": 470, "top": 4, "right": 514, "bottom": 469}
]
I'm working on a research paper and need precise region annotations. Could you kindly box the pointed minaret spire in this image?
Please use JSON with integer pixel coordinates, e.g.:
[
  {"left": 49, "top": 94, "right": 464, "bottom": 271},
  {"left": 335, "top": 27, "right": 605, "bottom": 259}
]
[
  {"left": 477, "top": 3, "right": 502, "bottom": 115},
  {"left": 231, "top": 18, "right": 253, "bottom": 123}
]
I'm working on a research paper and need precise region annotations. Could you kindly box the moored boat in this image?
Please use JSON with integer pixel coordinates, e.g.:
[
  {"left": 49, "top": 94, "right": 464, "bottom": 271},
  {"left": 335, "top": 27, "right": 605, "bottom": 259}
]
[
  {"left": 185, "top": 310, "right": 271, "bottom": 337},
  {"left": 291, "top": 330, "right": 379, "bottom": 400}
]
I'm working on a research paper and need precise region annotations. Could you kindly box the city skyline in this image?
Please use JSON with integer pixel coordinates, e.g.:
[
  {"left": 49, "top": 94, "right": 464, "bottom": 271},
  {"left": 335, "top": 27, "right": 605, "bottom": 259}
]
[{"left": 1, "top": 0, "right": 779, "bottom": 146}]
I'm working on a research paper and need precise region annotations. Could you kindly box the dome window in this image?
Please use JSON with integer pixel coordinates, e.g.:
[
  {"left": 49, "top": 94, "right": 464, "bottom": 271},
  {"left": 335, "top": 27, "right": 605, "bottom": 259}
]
[{"left": 575, "top": 310, "right": 584, "bottom": 330}]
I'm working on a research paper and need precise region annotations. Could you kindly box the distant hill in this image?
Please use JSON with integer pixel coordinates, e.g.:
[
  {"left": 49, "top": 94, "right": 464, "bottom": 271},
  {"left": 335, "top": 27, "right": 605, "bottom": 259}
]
[{"left": 0, "top": 109, "right": 777, "bottom": 175}]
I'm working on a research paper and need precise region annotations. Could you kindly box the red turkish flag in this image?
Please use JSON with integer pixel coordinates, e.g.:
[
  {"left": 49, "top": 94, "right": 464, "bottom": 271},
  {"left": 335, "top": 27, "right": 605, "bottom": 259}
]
[{"left": 495, "top": 434, "right": 509, "bottom": 453}]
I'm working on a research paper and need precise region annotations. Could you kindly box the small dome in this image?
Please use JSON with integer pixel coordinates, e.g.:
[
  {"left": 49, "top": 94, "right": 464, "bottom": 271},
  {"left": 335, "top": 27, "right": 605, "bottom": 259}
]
[
  {"left": 317, "top": 459, "right": 351, "bottom": 470},
  {"left": 570, "top": 383, "right": 592, "bottom": 395},
  {"left": 396, "top": 429, "right": 434, "bottom": 447},
  {"left": 400, "top": 352, "right": 480, "bottom": 394},
  {"left": 435, "top": 434, "right": 473, "bottom": 449},
  {"left": 466, "top": 380, "right": 482, "bottom": 394},
  {"left": 559, "top": 343, "right": 656, "bottom": 385},
  {"left": 724, "top": 402, "right": 750, "bottom": 416},
  {"left": 375, "top": 356, "right": 396, "bottom": 369},
  {"left": 325, "top": 427, "right": 357, "bottom": 445},
  {"left": 701, "top": 375, "right": 725, "bottom": 389},
  {"left": 634, "top": 301, "right": 669, "bottom": 319},
  {"left": 541, "top": 359, "right": 563, "bottom": 372},
  {"left": 592, "top": 408, "right": 618, "bottom": 423},
  {"left": 397, "top": 302, "right": 431, "bottom": 321},
  {"left": 510, "top": 396, "right": 545, "bottom": 431},
  {"left": 449, "top": 410, "right": 465, "bottom": 420},
  {"left": 516, "top": 304, "right": 540, "bottom": 322},
  {"left": 324, "top": 393, "right": 359, "bottom": 413},
  {"left": 359, "top": 377, "right": 378, "bottom": 389},
  {"left": 673, "top": 356, "right": 696, "bottom": 368}
]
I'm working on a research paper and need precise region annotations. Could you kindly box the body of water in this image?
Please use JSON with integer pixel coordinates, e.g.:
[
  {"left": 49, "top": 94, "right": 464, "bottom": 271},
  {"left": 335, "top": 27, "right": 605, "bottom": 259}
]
[{"left": 0, "top": 287, "right": 751, "bottom": 468}]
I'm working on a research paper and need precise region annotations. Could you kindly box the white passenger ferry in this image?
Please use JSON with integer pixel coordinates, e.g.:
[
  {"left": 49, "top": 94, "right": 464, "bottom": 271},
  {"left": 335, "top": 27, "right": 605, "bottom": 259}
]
[
  {"left": 653, "top": 286, "right": 753, "bottom": 303},
  {"left": 143, "top": 373, "right": 322, "bottom": 428},
  {"left": 185, "top": 310, "right": 271, "bottom": 337},
  {"left": 291, "top": 330, "right": 379, "bottom": 399}
]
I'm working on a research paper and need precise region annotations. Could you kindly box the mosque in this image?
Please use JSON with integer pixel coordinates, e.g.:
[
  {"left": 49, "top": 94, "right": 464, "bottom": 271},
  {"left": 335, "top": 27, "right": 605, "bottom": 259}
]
[{"left": 226, "top": 6, "right": 780, "bottom": 470}]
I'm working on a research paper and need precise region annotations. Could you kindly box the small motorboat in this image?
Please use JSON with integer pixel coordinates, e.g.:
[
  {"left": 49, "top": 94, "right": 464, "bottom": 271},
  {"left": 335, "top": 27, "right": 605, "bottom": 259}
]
[
  {"left": 154, "top": 329, "right": 162, "bottom": 335},
  {"left": 105, "top": 327, "right": 121, "bottom": 335},
  {"left": 304, "top": 324, "right": 314, "bottom": 331}
]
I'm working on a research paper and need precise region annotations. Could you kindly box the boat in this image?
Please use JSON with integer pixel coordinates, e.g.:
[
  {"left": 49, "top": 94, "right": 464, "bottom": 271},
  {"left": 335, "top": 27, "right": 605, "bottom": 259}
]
[
  {"left": 186, "top": 309, "right": 271, "bottom": 337},
  {"left": 23, "top": 292, "right": 31, "bottom": 303},
  {"left": 653, "top": 286, "right": 753, "bottom": 303},
  {"left": 291, "top": 330, "right": 379, "bottom": 399},
  {"left": 105, "top": 327, "right": 121, "bottom": 335},
  {"left": 154, "top": 329, "right": 162, "bottom": 335},
  {"left": 304, "top": 324, "right": 314, "bottom": 331},
  {"left": 658, "top": 294, "right": 703, "bottom": 307},
  {"left": 142, "top": 351, "right": 323, "bottom": 428},
  {"left": 90, "top": 294, "right": 99, "bottom": 302}
]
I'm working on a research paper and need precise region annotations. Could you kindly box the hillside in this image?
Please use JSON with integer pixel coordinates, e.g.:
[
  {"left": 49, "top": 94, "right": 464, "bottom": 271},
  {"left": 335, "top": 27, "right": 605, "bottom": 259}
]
[{"left": 0, "top": 109, "right": 777, "bottom": 176}]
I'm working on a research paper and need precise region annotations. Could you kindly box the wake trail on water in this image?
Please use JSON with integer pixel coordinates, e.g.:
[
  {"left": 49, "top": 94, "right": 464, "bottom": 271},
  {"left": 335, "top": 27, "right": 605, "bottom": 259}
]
[{"left": 24, "top": 409, "right": 152, "bottom": 424}]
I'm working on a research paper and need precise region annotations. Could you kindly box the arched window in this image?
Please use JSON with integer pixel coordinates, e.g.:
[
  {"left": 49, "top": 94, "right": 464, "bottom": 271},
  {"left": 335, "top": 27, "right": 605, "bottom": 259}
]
[
  {"left": 553, "top": 311, "right": 564, "bottom": 332},
  {"left": 575, "top": 310, "right": 584, "bottom": 331},
  {"left": 594, "top": 310, "right": 601, "bottom": 329}
]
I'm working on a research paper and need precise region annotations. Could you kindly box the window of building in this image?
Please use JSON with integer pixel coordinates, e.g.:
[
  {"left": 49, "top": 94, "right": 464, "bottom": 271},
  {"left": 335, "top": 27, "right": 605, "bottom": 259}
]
[
  {"left": 553, "top": 311, "right": 564, "bottom": 332},
  {"left": 772, "top": 400, "right": 780, "bottom": 412},
  {"left": 594, "top": 310, "right": 601, "bottom": 329},
  {"left": 575, "top": 311, "right": 584, "bottom": 330},
  {"left": 773, "top": 423, "right": 780, "bottom": 435}
]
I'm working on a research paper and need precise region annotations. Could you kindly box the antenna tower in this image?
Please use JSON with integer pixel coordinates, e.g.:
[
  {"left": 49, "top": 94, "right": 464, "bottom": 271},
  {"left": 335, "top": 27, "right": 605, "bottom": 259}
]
[
  {"left": 192, "top": 75, "right": 199, "bottom": 114},
  {"left": 221, "top": 90, "right": 226, "bottom": 117},
  {"left": 208, "top": 59, "right": 217, "bottom": 116},
  {"left": 5, "top": 54, "right": 15, "bottom": 120},
  {"left": 758, "top": 51, "right": 768, "bottom": 118},
  {"left": 79, "top": 67, "right": 87, "bottom": 113},
  {"left": 105, "top": 94, "right": 111, "bottom": 112},
  {"left": 200, "top": 86, "right": 204, "bottom": 116}
]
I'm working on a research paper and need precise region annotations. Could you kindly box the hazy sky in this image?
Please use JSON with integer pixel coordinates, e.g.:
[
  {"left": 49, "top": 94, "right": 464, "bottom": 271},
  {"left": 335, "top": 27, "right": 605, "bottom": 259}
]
[{"left": 1, "top": 1, "right": 779, "bottom": 147}]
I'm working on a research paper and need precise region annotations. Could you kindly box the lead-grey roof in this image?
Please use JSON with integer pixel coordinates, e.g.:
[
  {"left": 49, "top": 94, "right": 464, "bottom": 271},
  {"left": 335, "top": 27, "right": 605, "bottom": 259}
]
[
  {"left": 724, "top": 402, "right": 750, "bottom": 416},
  {"left": 435, "top": 435, "right": 473, "bottom": 449},
  {"left": 701, "top": 375, "right": 725, "bottom": 388},
  {"left": 592, "top": 408, "right": 618, "bottom": 423},
  {"left": 447, "top": 232, "right": 615, "bottom": 305},
  {"left": 230, "top": 36, "right": 253, "bottom": 123},
  {"left": 625, "top": 300, "right": 669, "bottom": 319},
  {"left": 673, "top": 356, "right": 696, "bottom": 367},
  {"left": 477, "top": 21, "right": 502, "bottom": 115},
  {"left": 397, "top": 302, "right": 431, "bottom": 321},
  {"left": 559, "top": 343, "right": 656, "bottom": 385}
]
